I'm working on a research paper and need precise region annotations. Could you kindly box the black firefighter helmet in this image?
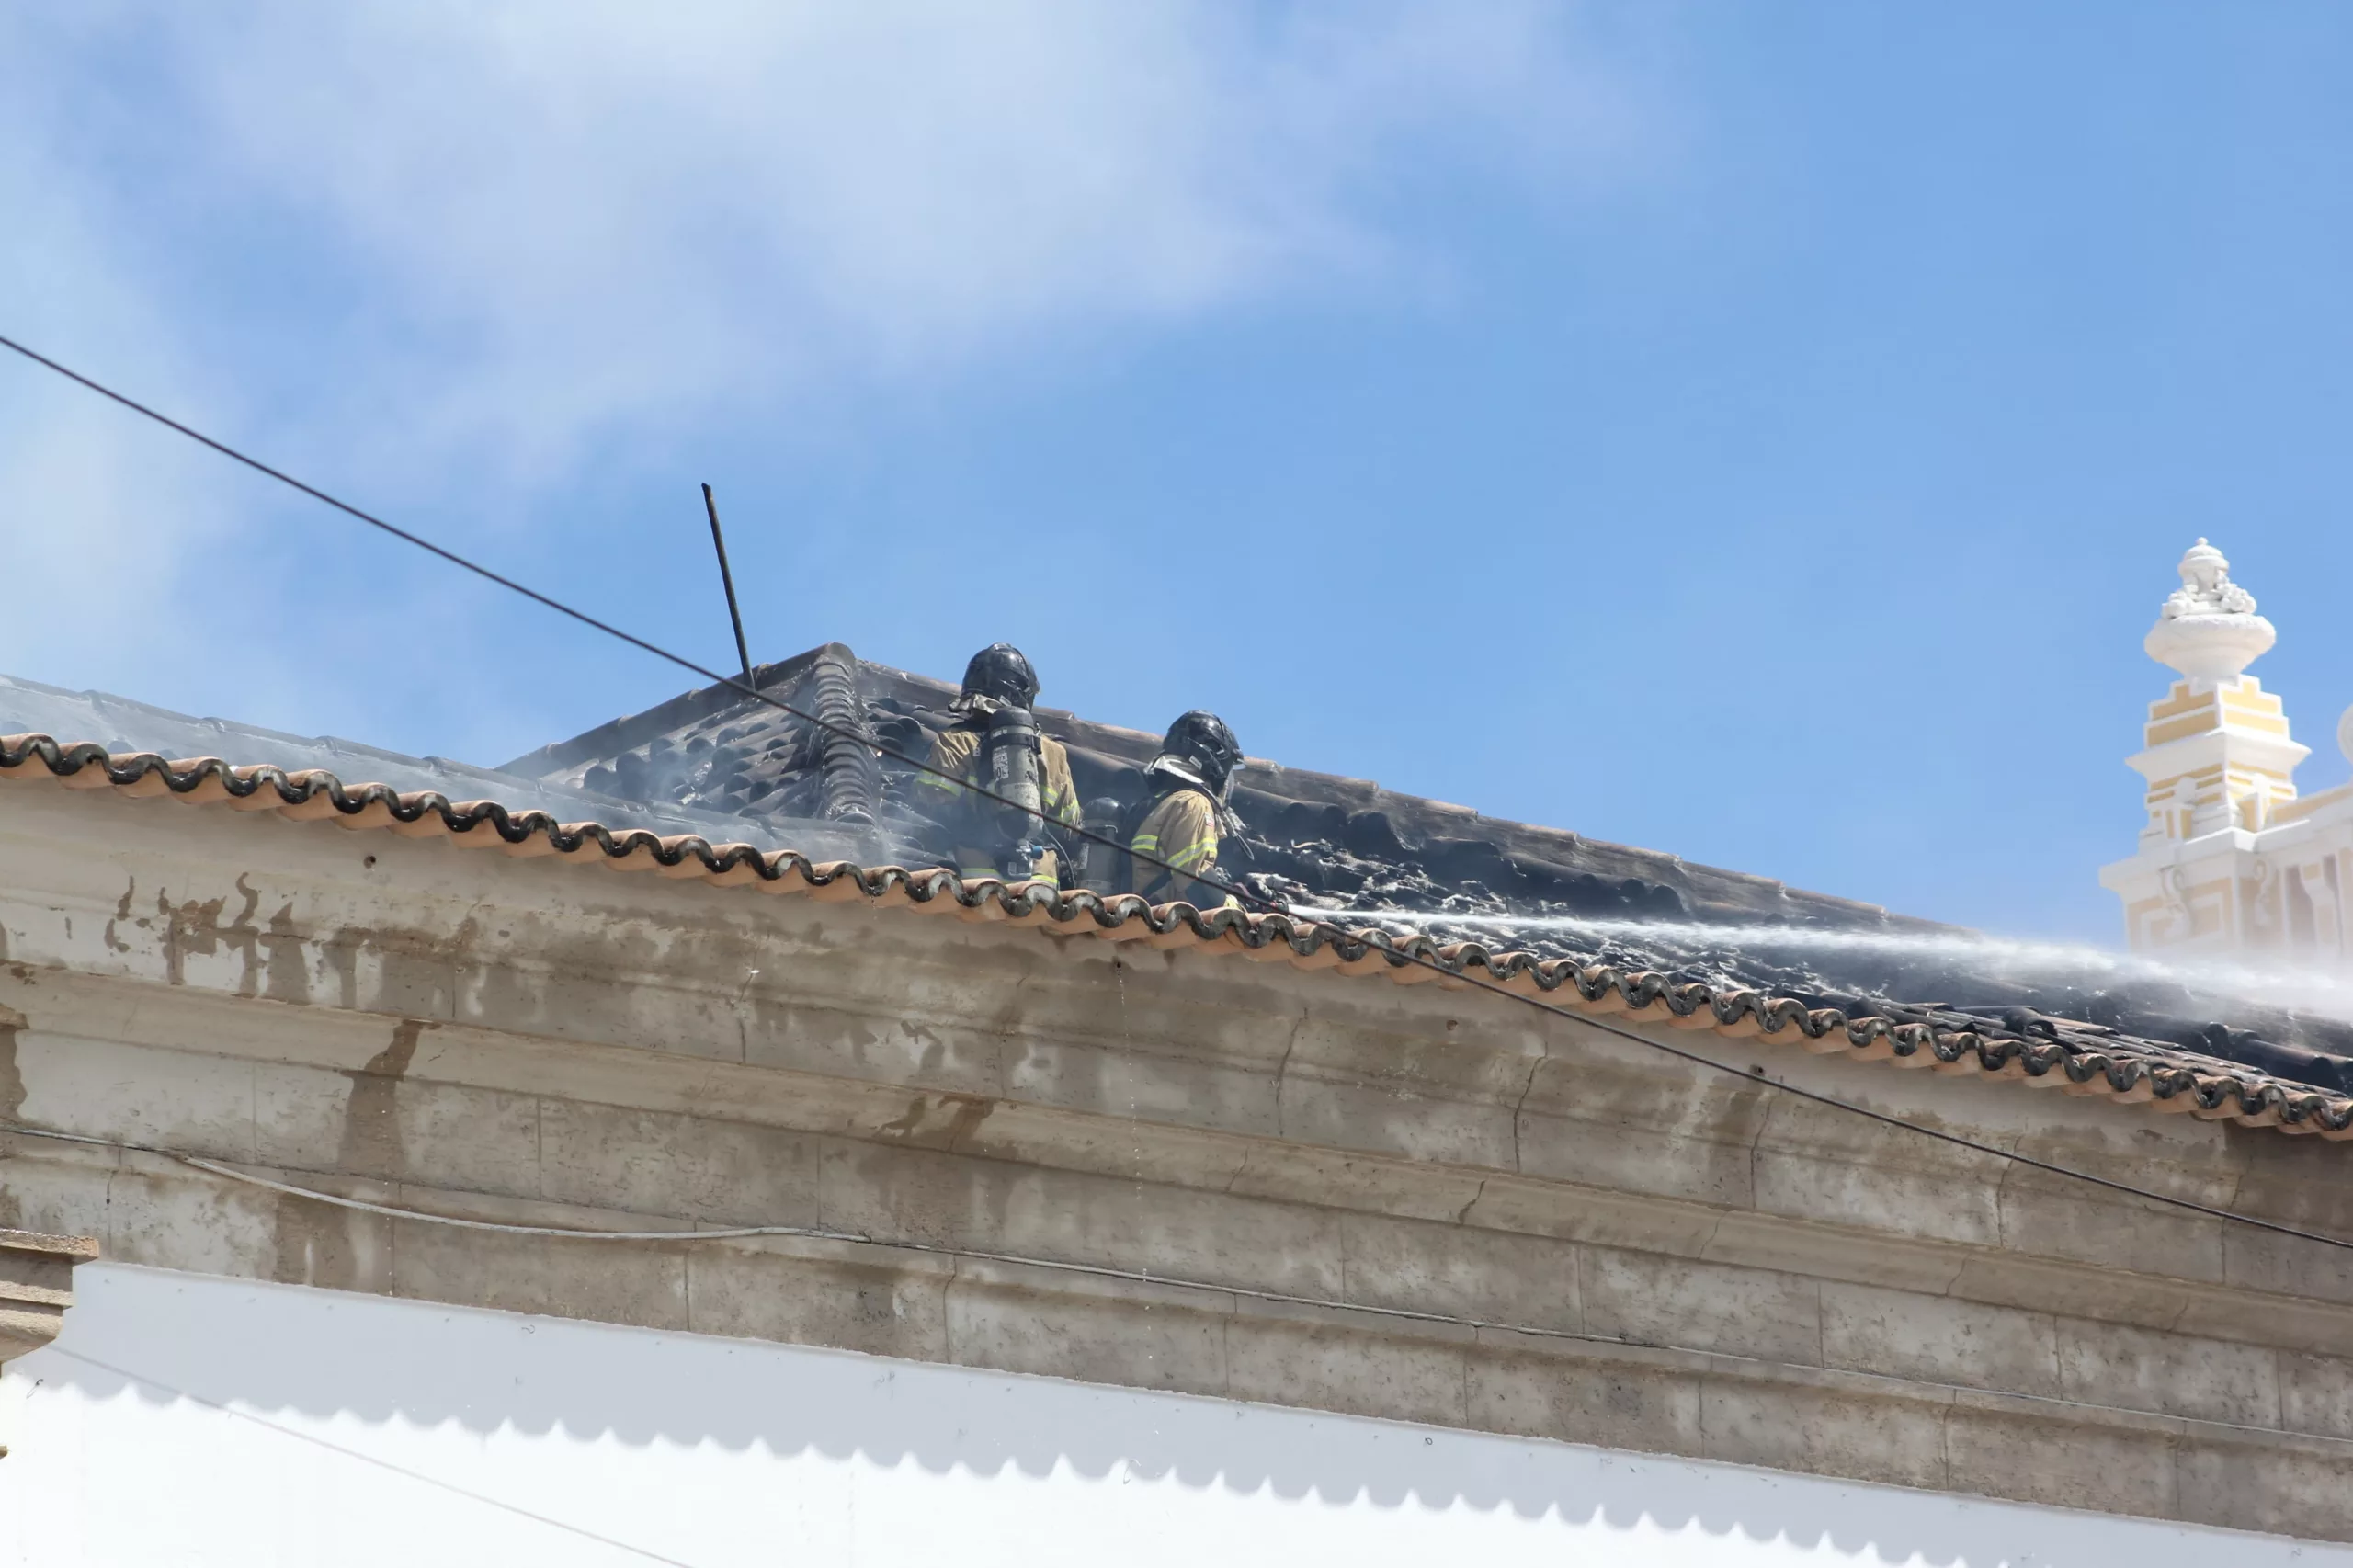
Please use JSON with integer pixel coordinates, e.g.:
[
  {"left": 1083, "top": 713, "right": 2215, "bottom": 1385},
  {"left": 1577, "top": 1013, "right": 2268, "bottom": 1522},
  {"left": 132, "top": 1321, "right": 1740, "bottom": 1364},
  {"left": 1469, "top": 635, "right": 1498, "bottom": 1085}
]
[
  {"left": 1154, "top": 710, "right": 1244, "bottom": 799},
  {"left": 957, "top": 642, "right": 1040, "bottom": 710}
]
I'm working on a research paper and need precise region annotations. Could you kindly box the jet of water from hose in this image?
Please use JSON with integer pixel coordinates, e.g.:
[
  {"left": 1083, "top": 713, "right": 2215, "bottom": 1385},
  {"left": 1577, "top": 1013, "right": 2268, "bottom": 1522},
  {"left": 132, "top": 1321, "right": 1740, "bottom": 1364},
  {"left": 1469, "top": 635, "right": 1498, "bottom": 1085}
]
[{"left": 1292, "top": 904, "right": 2353, "bottom": 1025}]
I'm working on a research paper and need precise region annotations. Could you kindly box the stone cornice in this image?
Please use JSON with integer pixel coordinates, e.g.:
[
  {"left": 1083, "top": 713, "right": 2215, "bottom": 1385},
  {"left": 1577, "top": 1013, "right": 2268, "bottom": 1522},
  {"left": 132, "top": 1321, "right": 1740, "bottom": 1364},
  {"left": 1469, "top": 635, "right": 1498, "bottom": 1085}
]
[
  {"left": 0, "top": 1226, "right": 97, "bottom": 1366},
  {"left": 0, "top": 732, "right": 2341, "bottom": 1138}
]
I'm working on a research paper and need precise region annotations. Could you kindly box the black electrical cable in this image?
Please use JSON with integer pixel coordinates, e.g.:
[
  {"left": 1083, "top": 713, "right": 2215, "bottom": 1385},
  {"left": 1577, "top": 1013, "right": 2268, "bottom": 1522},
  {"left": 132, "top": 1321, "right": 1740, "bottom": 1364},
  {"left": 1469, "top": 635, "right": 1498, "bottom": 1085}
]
[
  {"left": 0, "top": 333, "right": 1279, "bottom": 915},
  {"left": 6, "top": 333, "right": 2349, "bottom": 1256}
]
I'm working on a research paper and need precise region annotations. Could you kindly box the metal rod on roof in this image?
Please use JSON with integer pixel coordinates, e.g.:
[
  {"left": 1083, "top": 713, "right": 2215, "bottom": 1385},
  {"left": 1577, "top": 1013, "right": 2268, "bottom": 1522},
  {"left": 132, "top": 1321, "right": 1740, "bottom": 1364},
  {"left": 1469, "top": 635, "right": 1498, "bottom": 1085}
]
[{"left": 700, "top": 483, "right": 755, "bottom": 687}]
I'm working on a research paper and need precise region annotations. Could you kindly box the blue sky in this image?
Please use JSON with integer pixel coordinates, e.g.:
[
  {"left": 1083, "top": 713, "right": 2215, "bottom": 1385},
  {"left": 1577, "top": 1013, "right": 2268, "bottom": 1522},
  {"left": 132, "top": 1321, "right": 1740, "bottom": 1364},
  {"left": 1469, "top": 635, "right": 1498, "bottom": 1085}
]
[{"left": 4, "top": 4, "right": 2349, "bottom": 939}]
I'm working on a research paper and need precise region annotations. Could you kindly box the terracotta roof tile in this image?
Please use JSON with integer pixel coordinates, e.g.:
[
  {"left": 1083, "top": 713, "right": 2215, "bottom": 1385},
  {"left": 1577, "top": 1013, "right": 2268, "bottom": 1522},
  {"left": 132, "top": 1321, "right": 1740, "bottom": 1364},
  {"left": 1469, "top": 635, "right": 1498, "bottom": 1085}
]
[{"left": 6, "top": 733, "right": 2346, "bottom": 1142}]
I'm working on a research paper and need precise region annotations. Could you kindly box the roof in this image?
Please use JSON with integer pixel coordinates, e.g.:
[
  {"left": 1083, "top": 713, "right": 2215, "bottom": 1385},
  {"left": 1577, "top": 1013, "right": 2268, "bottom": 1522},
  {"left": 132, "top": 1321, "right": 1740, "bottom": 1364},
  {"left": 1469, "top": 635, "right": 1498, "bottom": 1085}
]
[
  {"left": 504, "top": 646, "right": 2353, "bottom": 1108},
  {"left": 499, "top": 645, "right": 1926, "bottom": 930},
  {"left": 4, "top": 656, "right": 2349, "bottom": 1139},
  {"left": 0, "top": 669, "right": 907, "bottom": 867}
]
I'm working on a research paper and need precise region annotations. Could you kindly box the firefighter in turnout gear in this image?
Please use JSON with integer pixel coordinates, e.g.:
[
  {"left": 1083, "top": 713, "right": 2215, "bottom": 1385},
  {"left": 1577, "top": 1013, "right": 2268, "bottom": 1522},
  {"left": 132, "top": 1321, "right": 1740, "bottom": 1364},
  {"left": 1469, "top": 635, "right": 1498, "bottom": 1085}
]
[
  {"left": 917, "top": 643, "right": 1082, "bottom": 884},
  {"left": 1122, "top": 710, "right": 1246, "bottom": 907}
]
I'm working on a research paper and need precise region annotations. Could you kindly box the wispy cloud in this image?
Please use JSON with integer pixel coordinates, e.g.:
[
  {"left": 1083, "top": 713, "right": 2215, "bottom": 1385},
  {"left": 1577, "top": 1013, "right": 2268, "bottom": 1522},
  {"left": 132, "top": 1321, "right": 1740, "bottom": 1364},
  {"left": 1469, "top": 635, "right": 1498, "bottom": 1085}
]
[{"left": 0, "top": 2, "right": 1656, "bottom": 747}]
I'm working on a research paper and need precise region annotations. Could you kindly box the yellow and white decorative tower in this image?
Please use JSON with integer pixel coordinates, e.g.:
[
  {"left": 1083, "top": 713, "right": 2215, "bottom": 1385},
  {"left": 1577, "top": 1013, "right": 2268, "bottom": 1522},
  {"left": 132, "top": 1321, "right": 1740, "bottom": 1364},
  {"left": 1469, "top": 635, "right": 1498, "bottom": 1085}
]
[{"left": 2100, "top": 540, "right": 2353, "bottom": 962}]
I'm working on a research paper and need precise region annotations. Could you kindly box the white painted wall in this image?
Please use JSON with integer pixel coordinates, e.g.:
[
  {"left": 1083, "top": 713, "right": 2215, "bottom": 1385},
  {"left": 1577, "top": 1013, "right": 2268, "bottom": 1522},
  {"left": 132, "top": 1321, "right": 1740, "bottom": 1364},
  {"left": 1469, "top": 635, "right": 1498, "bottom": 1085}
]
[{"left": 1, "top": 1266, "right": 2339, "bottom": 1568}]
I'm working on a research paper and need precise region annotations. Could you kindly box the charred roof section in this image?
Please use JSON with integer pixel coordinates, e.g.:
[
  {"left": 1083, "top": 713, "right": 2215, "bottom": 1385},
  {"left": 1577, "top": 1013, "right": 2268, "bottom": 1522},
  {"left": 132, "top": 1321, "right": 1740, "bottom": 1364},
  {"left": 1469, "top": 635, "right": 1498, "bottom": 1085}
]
[
  {"left": 501, "top": 646, "right": 1899, "bottom": 931},
  {"left": 500, "top": 643, "right": 2353, "bottom": 1100}
]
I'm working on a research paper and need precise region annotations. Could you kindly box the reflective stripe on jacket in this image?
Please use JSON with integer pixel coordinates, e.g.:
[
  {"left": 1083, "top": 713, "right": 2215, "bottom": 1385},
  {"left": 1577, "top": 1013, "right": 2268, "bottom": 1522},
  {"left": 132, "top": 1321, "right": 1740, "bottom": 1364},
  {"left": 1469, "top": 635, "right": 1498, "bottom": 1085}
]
[
  {"left": 918, "top": 723, "right": 1082, "bottom": 880},
  {"left": 1126, "top": 789, "right": 1233, "bottom": 907}
]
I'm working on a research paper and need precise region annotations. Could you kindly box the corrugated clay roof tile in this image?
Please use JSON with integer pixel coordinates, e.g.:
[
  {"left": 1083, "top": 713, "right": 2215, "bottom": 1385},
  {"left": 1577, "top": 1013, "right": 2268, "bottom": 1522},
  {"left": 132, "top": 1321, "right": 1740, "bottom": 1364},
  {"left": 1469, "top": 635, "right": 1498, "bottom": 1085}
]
[{"left": 4, "top": 732, "right": 2344, "bottom": 1143}]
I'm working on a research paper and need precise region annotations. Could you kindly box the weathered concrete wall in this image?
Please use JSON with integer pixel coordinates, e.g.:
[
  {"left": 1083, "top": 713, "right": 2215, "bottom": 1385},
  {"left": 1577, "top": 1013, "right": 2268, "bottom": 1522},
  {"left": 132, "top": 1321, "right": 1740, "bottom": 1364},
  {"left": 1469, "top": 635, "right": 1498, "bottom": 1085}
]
[
  {"left": 4, "top": 778, "right": 2353, "bottom": 1540},
  {"left": 10, "top": 1264, "right": 2346, "bottom": 1568}
]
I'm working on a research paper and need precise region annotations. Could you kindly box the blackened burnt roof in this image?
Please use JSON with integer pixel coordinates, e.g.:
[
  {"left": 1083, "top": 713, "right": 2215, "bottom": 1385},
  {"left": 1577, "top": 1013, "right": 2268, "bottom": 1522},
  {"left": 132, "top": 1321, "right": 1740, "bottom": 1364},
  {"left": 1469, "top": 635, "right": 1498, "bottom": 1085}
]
[{"left": 498, "top": 643, "right": 2353, "bottom": 1107}]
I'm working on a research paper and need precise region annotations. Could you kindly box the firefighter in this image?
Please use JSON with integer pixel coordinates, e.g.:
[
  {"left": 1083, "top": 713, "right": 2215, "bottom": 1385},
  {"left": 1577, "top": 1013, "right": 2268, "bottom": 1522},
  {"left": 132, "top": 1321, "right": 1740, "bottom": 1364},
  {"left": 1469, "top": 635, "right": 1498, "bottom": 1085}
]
[
  {"left": 1122, "top": 710, "right": 1246, "bottom": 907},
  {"left": 916, "top": 643, "right": 1082, "bottom": 883}
]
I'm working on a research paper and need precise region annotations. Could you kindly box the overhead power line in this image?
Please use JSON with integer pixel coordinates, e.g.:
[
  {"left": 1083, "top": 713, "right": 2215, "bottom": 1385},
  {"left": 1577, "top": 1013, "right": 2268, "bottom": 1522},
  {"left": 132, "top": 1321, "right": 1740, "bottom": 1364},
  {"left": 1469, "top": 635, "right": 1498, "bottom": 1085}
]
[
  {"left": 0, "top": 332, "right": 1277, "bottom": 915},
  {"left": 3, "top": 332, "right": 2345, "bottom": 1256}
]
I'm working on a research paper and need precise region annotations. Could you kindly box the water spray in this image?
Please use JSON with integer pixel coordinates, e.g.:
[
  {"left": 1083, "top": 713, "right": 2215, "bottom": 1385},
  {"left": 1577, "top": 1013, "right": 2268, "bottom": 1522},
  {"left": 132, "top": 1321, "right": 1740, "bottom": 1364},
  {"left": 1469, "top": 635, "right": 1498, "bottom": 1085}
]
[{"left": 1292, "top": 904, "right": 2353, "bottom": 1025}]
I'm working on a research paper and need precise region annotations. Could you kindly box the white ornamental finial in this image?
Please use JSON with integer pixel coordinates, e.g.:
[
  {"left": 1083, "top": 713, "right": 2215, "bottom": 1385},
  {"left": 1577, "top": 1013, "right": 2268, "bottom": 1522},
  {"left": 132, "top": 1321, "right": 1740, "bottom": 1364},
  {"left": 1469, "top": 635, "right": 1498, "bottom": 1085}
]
[{"left": 2143, "top": 538, "right": 2275, "bottom": 683}]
